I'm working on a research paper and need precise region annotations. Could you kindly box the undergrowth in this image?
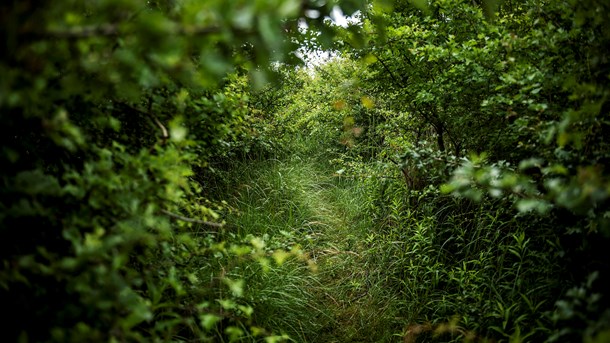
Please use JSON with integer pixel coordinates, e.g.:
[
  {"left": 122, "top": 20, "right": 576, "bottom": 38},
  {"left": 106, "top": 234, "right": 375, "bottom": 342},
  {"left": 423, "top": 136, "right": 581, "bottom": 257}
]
[
  {"left": 209, "top": 140, "right": 402, "bottom": 342},
  {"left": 207, "top": 133, "right": 601, "bottom": 342}
]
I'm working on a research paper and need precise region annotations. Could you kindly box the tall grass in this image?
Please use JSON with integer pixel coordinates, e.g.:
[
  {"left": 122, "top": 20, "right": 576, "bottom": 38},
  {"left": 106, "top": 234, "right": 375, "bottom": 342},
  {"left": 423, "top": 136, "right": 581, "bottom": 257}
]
[
  {"left": 204, "top": 130, "right": 566, "bottom": 342},
  {"left": 365, "top": 174, "right": 565, "bottom": 342},
  {"left": 207, "top": 143, "right": 404, "bottom": 341}
]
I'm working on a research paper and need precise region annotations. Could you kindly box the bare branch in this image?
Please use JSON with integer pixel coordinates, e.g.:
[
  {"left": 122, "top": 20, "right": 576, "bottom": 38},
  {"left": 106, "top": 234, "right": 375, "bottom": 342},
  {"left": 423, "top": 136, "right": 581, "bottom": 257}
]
[
  {"left": 147, "top": 98, "right": 168, "bottom": 145},
  {"left": 151, "top": 115, "right": 169, "bottom": 140}
]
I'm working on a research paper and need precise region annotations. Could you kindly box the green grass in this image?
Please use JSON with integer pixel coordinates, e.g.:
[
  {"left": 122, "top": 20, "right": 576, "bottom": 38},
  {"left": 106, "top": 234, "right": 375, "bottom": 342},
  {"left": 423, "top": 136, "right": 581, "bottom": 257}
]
[
  {"left": 216, "top": 149, "right": 402, "bottom": 342},
  {"left": 207, "top": 137, "right": 564, "bottom": 342}
]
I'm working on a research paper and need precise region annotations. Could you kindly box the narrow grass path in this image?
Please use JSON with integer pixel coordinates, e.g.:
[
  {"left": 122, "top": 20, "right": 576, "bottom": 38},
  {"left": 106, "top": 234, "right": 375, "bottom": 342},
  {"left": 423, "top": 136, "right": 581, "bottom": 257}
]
[{"left": 225, "top": 153, "right": 401, "bottom": 342}]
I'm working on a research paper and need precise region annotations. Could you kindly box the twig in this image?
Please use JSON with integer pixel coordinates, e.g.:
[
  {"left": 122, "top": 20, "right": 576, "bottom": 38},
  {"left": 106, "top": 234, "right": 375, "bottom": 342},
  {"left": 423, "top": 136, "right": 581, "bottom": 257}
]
[
  {"left": 147, "top": 98, "right": 168, "bottom": 144},
  {"left": 161, "top": 209, "right": 224, "bottom": 229},
  {"left": 114, "top": 100, "right": 168, "bottom": 144},
  {"left": 151, "top": 115, "right": 168, "bottom": 141}
]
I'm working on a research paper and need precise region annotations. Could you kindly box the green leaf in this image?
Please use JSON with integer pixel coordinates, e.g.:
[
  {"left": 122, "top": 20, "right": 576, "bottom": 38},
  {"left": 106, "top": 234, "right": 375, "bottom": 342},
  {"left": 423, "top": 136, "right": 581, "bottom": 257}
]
[
  {"left": 199, "top": 314, "right": 222, "bottom": 331},
  {"left": 516, "top": 199, "right": 551, "bottom": 214},
  {"left": 169, "top": 117, "right": 188, "bottom": 142},
  {"left": 265, "top": 335, "right": 290, "bottom": 343},
  {"left": 224, "top": 278, "right": 245, "bottom": 297},
  {"left": 225, "top": 326, "right": 244, "bottom": 342},
  {"left": 217, "top": 299, "right": 237, "bottom": 310},
  {"left": 272, "top": 250, "right": 291, "bottom": 265},
  {"left": 237, "top": 305, "right": 254, "bottom": 317}
]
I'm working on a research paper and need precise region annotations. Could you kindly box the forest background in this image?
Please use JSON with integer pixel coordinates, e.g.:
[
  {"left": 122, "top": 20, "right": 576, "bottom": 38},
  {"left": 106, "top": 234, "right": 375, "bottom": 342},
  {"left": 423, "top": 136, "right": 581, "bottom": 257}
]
[{"left": 1, "top": 0, "right": 609, "bottom": 342}]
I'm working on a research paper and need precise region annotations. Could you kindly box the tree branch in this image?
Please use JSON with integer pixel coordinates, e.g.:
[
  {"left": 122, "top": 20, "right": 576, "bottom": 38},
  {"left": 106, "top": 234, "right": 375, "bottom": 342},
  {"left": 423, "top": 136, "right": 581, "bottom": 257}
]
[
  {"left": 115, "top": 100, "right": 168, "bottom": 144},
  {"left": 374, "top": 54, "right": 403, "bottom": 87},
  {"left": 147, "top": 98, "right": 168, "bottom": 145}
]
